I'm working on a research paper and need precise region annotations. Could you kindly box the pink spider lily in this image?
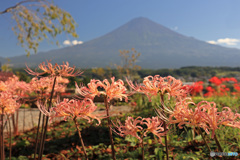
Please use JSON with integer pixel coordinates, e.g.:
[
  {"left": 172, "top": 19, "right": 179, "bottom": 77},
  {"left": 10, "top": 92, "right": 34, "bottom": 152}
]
[
  {"left": 3, "top": 75, "right": 30, "bottom": 97},
  {"left": 30, "top": 77, "right": 68, "bottom": 95},
  {"left": 37, "top": 98, "right": 101, "bottom": 124},
  {"left": 197, "top": 101, "right": 240, "bottom": 138},
  {"left": 168, "top": 98, "right": 200, "bottom": 128},
  {"left": 0, "top": 92, "right": 20, "bottom": 115},
  {"left": 25, "top": 60, "right": 83, "bottom": 77},
  {"left": 101, "top": 77, "right": 128, "bottom": 102},
  {"left": 76, "top": 77, "right": 128, "bottom": 103},
  {"left": 75, "top": 79, "right": 102, "bottom": 99},
  {"left": 0, "top": 81, "right": 7, "bottom": 92},
  {"left": 112, "top": 116, "right": 143, "bottom": 142},
  {"left": 127, "top": 75, "right": 188, "bottom": 102},
  {"left": 169, "top": 100, "right": 240, "bottom": 139},
  {"left": 112, "top": 116, "right": 167, "bottom": 143},
  {"left": 142, "top": 117, "right": 166, "bottom": 144}
]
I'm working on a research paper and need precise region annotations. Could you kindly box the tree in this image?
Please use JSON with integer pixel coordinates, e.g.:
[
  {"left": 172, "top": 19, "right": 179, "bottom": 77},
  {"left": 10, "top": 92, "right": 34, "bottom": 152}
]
[
  {"left": 0, "top": 0, "right": 78, "bottom": 56},
  {"left": 115, "top": 48, "right": 141, "bottom": 81}
]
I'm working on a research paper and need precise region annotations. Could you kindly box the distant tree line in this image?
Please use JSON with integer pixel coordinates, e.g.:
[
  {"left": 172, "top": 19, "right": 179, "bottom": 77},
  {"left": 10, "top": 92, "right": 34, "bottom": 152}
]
[{"left": 10, "top": 66, "right": 240, "bottom": 88}]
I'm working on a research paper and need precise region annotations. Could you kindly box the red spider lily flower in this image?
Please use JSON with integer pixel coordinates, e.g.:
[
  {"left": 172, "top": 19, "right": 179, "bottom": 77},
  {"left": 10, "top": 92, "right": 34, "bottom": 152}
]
[
  {"left": 0, "top": 92, "right": 20, "bottom": 115},
  {"left": 142, "top": 117, "right": 166, "bottom": 144},
  {"left": 219, "top": 85, "right": 230, "bottom": 96},
  {"left": 37, "top": 98, "right": 101, "bottom": 124},
  {"left": 112, "top": 116, "right": 143, "bottom": 142},
  {"left": 127, "top": 75, "right": 189, "bottom": 101},
  {"left": 204, "top": 86, "right": 216, "bottom": 97},
  {"left": 25, "top": 60, "right": 83, "bottom": 77},
  {"left": 233, "top": 83, "right": 240, "bottom": 92},
  {"left": 190, "top": 81, "right": 204, "bottom": 96},
  {"left": 76, "top": 77, "right": 128, "bottom": 103},
  {"left": 209, "top": 76, "right": 222, "bottom": 86},
  {"left": 229, "top": 77, "right": 238, "bottom": 83},
  {"left": 220, "top": 77, "right": 237, "bottom": 83}
]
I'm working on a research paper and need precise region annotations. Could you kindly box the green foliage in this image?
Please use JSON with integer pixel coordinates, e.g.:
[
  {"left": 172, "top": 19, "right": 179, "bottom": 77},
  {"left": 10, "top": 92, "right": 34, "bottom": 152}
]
[
  {"left": 125, "top": 135, "right": 139, "bottom": 146},
  {"left": 1, "top": 0, "right": 78, "bottom": 56}
]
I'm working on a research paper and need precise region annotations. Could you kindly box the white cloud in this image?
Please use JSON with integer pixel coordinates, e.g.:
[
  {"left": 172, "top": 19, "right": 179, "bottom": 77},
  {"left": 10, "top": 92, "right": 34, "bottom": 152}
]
[
  {"left": 207, "top": 38, "right": 240, "bottom": 46},
  {"left": 63, "top": 40, "right": 71, "bottom": 45},
  {"left": 207, "top": 40, "right": 217, "bottom": 45},
  {"left": 63, "top": 40, "right": 84, "bottom": 46},
  {"left": 72, "top": 40, "right": 83, "bottom": 45}
]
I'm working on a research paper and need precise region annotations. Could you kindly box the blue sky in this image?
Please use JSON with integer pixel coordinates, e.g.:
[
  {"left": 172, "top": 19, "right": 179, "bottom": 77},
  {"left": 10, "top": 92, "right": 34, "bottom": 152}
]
[{"left": 1, "top": 0, "right": 240, "bottom": 57}]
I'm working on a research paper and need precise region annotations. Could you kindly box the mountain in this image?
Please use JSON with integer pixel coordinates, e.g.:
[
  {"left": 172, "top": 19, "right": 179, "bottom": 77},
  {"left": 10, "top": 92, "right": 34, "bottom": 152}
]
[{"left": 7, "top": 17, "right": 240, "bottom": 69}]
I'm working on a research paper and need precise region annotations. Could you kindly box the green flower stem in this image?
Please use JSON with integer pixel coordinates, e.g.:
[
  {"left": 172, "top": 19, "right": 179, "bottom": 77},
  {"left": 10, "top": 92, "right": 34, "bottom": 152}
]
[
  {"left": 73, "top": 117, "right": 88, "bottom": 160},
  {"left": 104, "top": 96, "right": 116, "bottom": 160}
]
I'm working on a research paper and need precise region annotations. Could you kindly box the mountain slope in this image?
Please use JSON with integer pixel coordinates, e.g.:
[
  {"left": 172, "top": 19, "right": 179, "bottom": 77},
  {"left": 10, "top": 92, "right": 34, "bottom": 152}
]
[{"left": 8, "top": 17, "right": 240, "bottom": 69}]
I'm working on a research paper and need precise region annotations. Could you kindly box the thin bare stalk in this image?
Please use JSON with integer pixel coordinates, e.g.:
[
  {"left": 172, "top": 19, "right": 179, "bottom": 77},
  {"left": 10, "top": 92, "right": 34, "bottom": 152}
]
[
  {"left": 38, "top": 76, "right": 57, "bottom": 160},
  {"left": 141, "top": 134, "right": 144, "bottom": 160},
  {"left": 34, "top": 111, "right": 42, "bottom": 160},
  {"left": 1, "top": 108, "right": 5, "bottom": 160},
  {"left": 160, "top": 95, "right": 169, "bottom": 160},
  {"left": 0, "top": 115, "right": 2, "bottom": 160},
  {"left": 104, "top": 96, "right": 116, "bottom": 160},
  {"left": 7, "top": 116, "right": 12, "bottom": 160},
  {"left": 73, "top": 117, "right": 88, "bottom": 160},
  {"left": 34, "top": 91, "right": 44, "bottom": 160},
  {"left": 0, "top": 119, "right": 2, "bottom": 160},
  {"left": 37, "top": 114, "right": 45, "bottom": 159},
  {"left": 11, "top": 115, "right": 16, "bottom": 136}
]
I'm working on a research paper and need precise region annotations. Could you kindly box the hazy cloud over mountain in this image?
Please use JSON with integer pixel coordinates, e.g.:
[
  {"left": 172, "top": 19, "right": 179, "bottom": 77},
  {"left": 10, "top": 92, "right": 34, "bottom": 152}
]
[
  {"left": 63, "top": 40, "right": 84, "bottom": 46},
  {"left": 207, "top": 38, "right": 240, "bottom": 46}
]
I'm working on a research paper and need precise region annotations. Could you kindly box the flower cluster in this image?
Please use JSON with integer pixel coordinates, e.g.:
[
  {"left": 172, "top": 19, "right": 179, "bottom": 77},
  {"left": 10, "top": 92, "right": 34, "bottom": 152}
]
[
  {"left": 127, "top": 75, "right": 189, "bottom": 102},
  {"left": 112, "top": 116, "right": 166, "bottom": 144},
  {"left": 187, "top": 76, "right": 240, "bottom": 97},
  {"left": 0, "top": 91, "right": 20, "bottom": 115},
  {"left": 37, "top": 98, "right": 101, "bottom": 124},
  {"left": 169, "top": 100, "right": 240, "bottom": 138},
  {"left": 76, "top": 77, "right": 128, "bottom": 103},
  {"left": 25, "top": 60, "right": 83, "bottom": 77},
  {"left": 189, "top": 81, "right": 204, "bottom": 96},
  {"left": 30, "top": 76, "right": 69, "bottom": 95}
]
